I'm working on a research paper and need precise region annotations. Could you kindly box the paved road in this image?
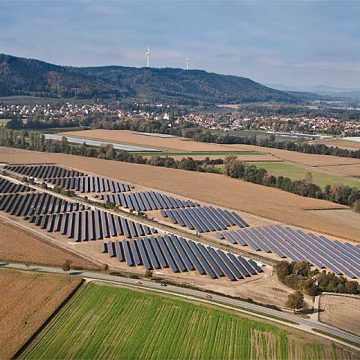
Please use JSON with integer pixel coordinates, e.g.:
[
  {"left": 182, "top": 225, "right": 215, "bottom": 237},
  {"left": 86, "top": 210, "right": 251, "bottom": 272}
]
[{"left": 2, "top": 261, "right": 359, "bottom": 351}]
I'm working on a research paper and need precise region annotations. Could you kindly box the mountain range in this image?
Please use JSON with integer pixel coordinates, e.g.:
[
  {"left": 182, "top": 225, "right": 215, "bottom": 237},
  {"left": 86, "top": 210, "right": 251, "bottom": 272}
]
[{"left": 0, "top": 53, "right": 300, "bottom": 104}]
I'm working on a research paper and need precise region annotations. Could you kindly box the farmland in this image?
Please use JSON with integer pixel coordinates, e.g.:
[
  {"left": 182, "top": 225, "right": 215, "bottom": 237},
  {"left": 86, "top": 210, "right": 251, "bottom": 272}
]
[
  {"left": 248, "top": 161, "right": 360, "bottom": 189},
  {"left": 310, "top": 138, "right": 360, "bottom": 151},
  {"left": 21, "top": 283, "right": 357, "bottom": 360},
  {"left": 320, "top": 294, "right": 360, "bottom": 337},
  {"left": 59, "top": 129, "right": 253, "bottom": 153},
  {"left": 0, "top": 269, "right": 82, "bottom": 360},
  {"left": 0, "top": 219, "right": 99, "bottom": 270},
  {"left": 1, "top": 147, "right": 360, "bottom": 242},
  {"left": 0, "top": 119, "right": 10, "bottom": 127}
]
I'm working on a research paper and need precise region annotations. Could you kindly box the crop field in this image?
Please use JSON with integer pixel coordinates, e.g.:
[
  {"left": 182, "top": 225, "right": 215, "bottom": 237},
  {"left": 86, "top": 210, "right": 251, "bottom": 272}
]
[
  {"left": 249, "top": 161, "right": 360, "bottom": 189},
  {"left": 59, "top": 129, "right": 253, "bottom": 152},
  {"left": 21, "top": 283, "right": 357, "bottom": 360},
  {"left": 244, "top": 144, "right": 360, "bottom": 167},
  {"left": 318, "top": 164, "right": 360, "bottom": 178},
  {"left": 0, "top": 269, "right": 82, "bottom": 360},
  {"left": 0, "top": 220, "right": 99, "bottom": 270},
  {"left": 134, "top": 150, "right": 264, "bottom": 156},
  {"left": 61, "top": 129, "right": 360, "bottom": 167},
  {"left": 310, "top": 138, "right": 360, "bottom": 151},
  {"left": 2, "top": 147, "right": 360, "bottom": 242},
  {"left": 320, "top": 294, "right": 360, "bottom": 337},
  {"left": 0, "top": 119, "right": 10, "bottom": 126}
]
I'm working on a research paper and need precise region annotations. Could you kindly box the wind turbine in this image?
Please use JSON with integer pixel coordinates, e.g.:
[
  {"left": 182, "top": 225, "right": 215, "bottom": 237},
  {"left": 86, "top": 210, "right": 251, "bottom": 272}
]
[
  {"left": 186, "top": 56, "right": 190, "bottom": 70},
  {"left": 146, "top": 46, "right": 151, "bottom": 68}
]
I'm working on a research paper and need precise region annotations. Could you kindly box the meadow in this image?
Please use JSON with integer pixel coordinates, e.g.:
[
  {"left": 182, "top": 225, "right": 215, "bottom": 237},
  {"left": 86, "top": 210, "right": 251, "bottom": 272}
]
[
  {"left": 22, "top": 283, "right": 357, "bottom": 360},
  {"left": 249, "top": 161, "right": 360, "bottom": 189}
]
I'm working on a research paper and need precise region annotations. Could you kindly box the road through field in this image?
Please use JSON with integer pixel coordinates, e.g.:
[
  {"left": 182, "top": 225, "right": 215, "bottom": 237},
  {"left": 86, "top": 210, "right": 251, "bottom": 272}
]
[
  {"left": 3, "top": 262, "right": 360, "bottom": 352},
  {"left": 1, "top": 147, "right": 360, "bottom": 242}
]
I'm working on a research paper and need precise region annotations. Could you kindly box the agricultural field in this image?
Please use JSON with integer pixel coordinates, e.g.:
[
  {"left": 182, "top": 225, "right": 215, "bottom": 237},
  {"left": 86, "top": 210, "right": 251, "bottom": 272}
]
[
  {"left": 135, "top": 150, "right": 263, "bottom": 156},
  {"left": 310, "top": 138, "right": 360, "bottom": 151},
  {"left": 59, "top": 129, "right": 253, "bottom": 153},
  {"left": 0, "top": 220, "right": 99, "bottom": 270},
  {"left": 244, "top": 144, "right": 360, "bottom": 167},
  {"left": 21, "top": 283, "right": 357, "bottom": 360},
  {"left": 1, "top": 147, "right": 360, "bottom": 242},
  {"left": 319, "top": 294, "right": 360, "bottom": 337},
  {"left": 318, "top": 164, "right": 360, "bottom": 178},
  {"left": 0, "top": 269, "right": 82, "bottom": 360},
  {"left": 248, "top": 161, "right": 360, "bottom": 189},
  {"left": 0, "top": 119, "right": 10, "bottom": 126}
]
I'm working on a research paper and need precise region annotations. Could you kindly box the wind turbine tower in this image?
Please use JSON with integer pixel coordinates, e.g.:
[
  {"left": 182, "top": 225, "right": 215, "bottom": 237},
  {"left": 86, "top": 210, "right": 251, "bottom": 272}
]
[
  {"left": 146, "top": 46, "right": 151, "bottom": 68},
  {"left": 186, "top": 56, "right": 190, "bottom": 70}
]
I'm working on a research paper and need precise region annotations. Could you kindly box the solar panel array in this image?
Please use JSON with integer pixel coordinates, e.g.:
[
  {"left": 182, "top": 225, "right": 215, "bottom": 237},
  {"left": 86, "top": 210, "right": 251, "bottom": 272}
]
[
  {"left": 46, "top": 176, "right": 131, "bottom": 193},
  {"left": 161, "top": 207, "right": 249, "bottom": 233},
  {"left": 218, "top": 225, "right": 360, "bottom": 279},
  {"left": 0, "top": 192, "right": 87, "bottom": 217},
  {"left": 98, "top": 191, "right": 199, "bottom": 211},
  {"left": 4, "top": 164, "right": 131, "bottom": 194},
  {"left": 101, "top": 235, "right": 263, "bottom": 281},
  {"left": 0, "top": 178, "right": 157, "bottom": 242},
  {"left": 4, "top": 164, "right": 84, "bottom": 178},
  {"left": 28, "top": 209, "right": 157, "bottom": 242},
  {"left": 0, "top": 178, "right": 35, "bottom": 194}
]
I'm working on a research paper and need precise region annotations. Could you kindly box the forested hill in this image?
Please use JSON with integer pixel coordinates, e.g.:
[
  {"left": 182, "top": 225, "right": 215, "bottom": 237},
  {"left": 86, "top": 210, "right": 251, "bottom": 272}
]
[{"left": 0, "top": 53, "right": 297, "bottom": 104}]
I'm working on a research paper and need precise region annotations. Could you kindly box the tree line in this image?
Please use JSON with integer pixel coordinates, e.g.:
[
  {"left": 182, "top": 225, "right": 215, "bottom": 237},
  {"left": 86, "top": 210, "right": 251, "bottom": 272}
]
[
  {"left": 223, "top": 156, "right": 360, "bottom": 211},
  {"left": 94, "top": 118, "right": 360, "bottom": 159},
  {"left": 1, "top": 127, "right": 360, "bottom": 212},
  {"left": 276, "top": 261, "right": 360, "bottom": 296}
]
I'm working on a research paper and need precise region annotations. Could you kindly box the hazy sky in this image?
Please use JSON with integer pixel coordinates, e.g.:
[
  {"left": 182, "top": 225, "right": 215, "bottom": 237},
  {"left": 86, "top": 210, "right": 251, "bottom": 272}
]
[{"left": 1, "top": 0, "right": 360, "bottom": 89}]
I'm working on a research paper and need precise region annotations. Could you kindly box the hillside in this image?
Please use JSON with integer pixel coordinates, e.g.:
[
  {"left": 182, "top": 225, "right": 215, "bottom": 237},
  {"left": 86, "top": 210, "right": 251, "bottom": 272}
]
[{"left": 0, "top": 54, "right": 297, "bottom": 104}]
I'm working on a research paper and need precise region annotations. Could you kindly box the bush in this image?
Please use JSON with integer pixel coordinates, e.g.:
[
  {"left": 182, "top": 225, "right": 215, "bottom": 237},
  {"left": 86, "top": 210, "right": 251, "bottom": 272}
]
[{"left": 62, "top": 260, "right": 71, "bottom": 272}]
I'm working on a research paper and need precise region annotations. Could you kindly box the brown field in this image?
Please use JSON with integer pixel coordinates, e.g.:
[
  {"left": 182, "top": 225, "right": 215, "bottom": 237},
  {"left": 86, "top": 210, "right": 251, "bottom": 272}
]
[
  {"left": 2, "top": 147, "right": 360, "bottom": 242},
  {"left": 0, "top": 219, "right": 99, "bottom": 270},
  {"left": 310, "top": 138, "right": 360, "bottom": 151},
  {"left": 161, "top": 154, "right": 279, "bottom": 162},
  {"left": 319, "top": 294, "right": 360, "bottom": 336},
  {"left": 61, "top": 129, "right": 360, "bottom": 168},
  {"left": 0, "top": 269, "right": 82, "bottom": 359},
  {"left": 60, "top": 129, "right": 252, "bottom": 152},
  {"left": 319, "top": 163, "right": 360, "bottom": 178},
  {"left": 243, "top": 144, "right": 360, "bottom": 167}
]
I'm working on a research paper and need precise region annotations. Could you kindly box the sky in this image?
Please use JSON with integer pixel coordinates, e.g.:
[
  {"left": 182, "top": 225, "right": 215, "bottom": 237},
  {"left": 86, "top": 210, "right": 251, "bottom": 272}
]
[{"left": 1, "top": 0, "right": 360, "bottom": 89}]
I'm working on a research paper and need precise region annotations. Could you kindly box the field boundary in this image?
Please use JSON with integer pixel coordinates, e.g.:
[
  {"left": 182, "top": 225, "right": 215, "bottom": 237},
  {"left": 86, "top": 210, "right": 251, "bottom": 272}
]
[{"left": 13, "top": 278, "right": 85, "bottom": 359}]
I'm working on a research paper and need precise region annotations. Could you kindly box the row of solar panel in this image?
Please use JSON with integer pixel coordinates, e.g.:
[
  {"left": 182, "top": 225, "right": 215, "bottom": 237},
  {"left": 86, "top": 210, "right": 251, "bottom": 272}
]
[
  {"left": 5, "top": 164, "right": 84, "bottom": 179},
  {"left": 27, "top": 209, "right": 157, "bottom": 241},
  {"left": 217, "top": 225, "right": 360, "bottom": 279},
  {"left": 0, "top": 192, "right": 87, "bottom": 217},
  {"left": 101, "top": 235, "right": 262, "bottom": 281},
  {"left": 98, "top": 191, "right": 198, "bottom": 211},
  {"left": 46, "top": 176, "right": 131, "bottom": 193},
  {"left": 0, "top": 178, "right": 35, "bottom": 194},
  {"left": 161, "top": 207, "right": 249, "bottom": 233}
]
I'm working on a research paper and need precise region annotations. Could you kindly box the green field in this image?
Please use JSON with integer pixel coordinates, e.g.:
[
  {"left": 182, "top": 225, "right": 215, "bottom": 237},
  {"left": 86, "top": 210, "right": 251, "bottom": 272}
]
[
  {"left": 21, "top": 284, "right": 353, "bottom": 360},
  {"left": 250, "top": 161, "right": 360, "bottom": 189},
  {"left": 135, "top": 150, "right": 264, "bottom": 156}
]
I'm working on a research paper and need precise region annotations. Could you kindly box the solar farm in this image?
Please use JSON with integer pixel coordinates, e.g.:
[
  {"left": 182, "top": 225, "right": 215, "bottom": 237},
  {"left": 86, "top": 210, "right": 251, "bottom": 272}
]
[{"left": 1, "top": 162, "right": 360, "bottom": 286}]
